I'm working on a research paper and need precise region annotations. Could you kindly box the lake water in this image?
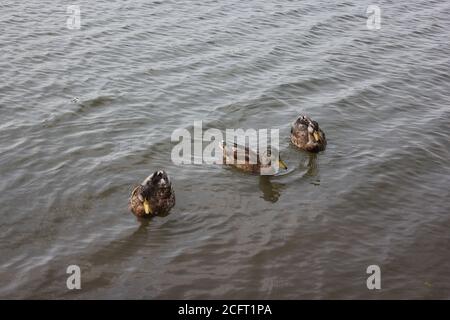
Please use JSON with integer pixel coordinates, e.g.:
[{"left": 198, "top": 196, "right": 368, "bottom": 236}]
[{"left": 0, "top": 0, "right": 449, "bottom": 299}]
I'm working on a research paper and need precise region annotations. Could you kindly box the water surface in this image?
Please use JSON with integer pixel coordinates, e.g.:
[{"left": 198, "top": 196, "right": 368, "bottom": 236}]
[{"left": 0, "top": 0, "right": 449, "bottom": 298}]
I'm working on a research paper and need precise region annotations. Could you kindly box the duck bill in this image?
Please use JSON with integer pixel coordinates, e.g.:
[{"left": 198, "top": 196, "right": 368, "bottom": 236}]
[
  {"left": 313, "top": 131, "right": 321, "bottom": 142},
  {"left": 143, "top": 199, "right": 152, "bottom": 215},
  {"left": 278, "top": 159, "right": 288, "bottom": 170}
]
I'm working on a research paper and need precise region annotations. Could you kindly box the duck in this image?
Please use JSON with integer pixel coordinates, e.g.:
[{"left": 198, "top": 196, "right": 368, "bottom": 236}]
[
  {"left": 221, "top": 141, "right": 288, "bottom": 175},
  {"left": 290, "top": 115, "right": 327, "bottom": 152},
  {"left": 129, "top": 170, "right": 175, "bottom": 218}
]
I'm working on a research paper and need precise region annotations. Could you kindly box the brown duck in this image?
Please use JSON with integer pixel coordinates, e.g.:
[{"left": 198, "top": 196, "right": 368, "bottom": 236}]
[
  {"left": 129, "top": 170, "right": 175, "bottom": 218},
  {"left": 290, "top": 115, "right": 327, "bottom": 153},
  {"left": 221, "top": 141, "right": 288, "bottom": 175}
]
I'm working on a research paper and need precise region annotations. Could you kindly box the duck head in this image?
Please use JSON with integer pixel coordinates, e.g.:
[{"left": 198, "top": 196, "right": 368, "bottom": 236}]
[{"left": 139, "top": 170, "right": 171, "bottom": 214}]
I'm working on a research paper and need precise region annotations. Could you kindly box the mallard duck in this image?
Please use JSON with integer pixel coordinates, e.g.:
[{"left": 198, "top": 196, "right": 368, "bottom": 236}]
[
  {"left": 290, "top": 115, "right": 327, "bottom": 152},
  {"left": 129, "top": 170, "right": 175, "bottom": 218},
  {"left": 221, "top": 141, "right": 288, "bottom": 175}
]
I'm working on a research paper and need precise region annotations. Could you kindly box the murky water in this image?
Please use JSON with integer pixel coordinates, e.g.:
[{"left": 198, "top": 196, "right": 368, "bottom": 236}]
[{"left": 1, "top": 0, "right": 449, "bottom": 299}]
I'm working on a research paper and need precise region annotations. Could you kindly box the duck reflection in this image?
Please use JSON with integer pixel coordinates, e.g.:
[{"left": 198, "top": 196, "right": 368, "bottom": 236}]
[
  {"left": 259, "top": 176, "right": 285, "bottom": 203},
  {"left": 303, "top": 153, "right": 319, "bottom": 177}
]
